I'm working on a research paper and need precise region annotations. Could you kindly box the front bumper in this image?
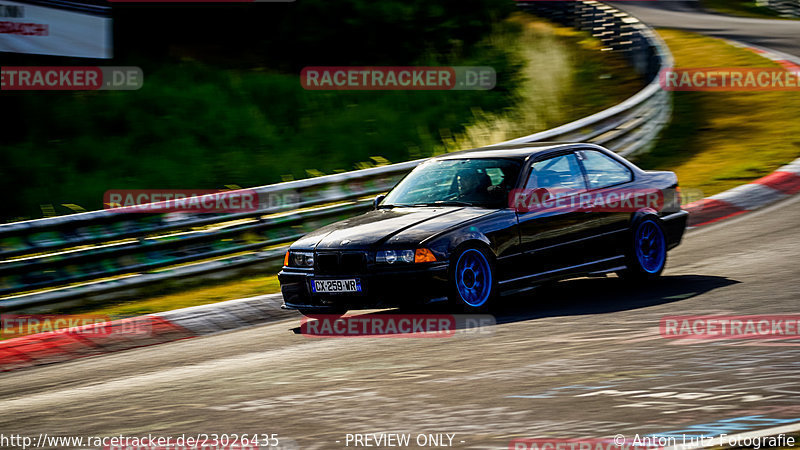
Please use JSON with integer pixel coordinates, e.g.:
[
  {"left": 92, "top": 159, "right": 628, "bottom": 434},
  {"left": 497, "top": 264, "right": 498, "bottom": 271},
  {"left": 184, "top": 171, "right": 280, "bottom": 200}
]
[{"left": 279, "top": 262, "right": 450, "bottom": 310}]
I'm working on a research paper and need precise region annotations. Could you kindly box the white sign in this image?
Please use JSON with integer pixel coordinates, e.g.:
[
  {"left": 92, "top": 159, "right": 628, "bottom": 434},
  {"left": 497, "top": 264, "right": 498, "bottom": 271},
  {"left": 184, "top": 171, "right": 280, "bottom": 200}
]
[{"left": 0, "top": 0, "right": 111, "bottom": 59}]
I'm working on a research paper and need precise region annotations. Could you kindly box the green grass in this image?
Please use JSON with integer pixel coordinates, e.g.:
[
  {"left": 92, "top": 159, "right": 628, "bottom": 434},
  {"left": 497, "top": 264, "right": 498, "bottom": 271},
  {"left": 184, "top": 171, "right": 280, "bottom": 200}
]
[
  {"left": 701, "top": 0, "right": 798, "bottom": 19},
  {"left": 0, "top": 14, "right": 640, "bottom": 223},
  {"left": 1, "top": 70, "right": 512, "bottom": 221},
  {"left": 442, "top": 15, "right": 642, "bottom": 150},
  {"left": 636, "top": 29, "right": 800, "bottom": 197},
  {"left": 78, "top": 274, "right": 281, "bottom": 318}
]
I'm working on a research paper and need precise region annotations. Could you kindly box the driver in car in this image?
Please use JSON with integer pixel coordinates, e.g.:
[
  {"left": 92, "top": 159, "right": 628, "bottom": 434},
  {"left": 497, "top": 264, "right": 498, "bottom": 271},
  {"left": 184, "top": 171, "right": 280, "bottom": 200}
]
[{"left": 456, "top": 170, "right": 494, "bottom": 203}]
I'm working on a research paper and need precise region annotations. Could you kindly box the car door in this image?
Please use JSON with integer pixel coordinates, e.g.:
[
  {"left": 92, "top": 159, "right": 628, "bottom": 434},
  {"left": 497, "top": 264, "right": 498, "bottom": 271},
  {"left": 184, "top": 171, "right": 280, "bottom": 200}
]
[
  {"left": 575, "top": 149, "right": 636, "bottom": 259},
  {"left": 514, "top": 152, "right": 593, "bottom": 278}
]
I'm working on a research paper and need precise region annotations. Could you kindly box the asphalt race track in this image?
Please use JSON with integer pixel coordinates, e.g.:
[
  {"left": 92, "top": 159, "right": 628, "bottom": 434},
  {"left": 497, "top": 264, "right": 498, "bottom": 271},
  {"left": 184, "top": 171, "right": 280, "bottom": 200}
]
[
  {"left": 1, "top": 185, "right": 799, "bottom": 449},
  {"left": 2, "top": 3, "right": 799, "bottom": 449},
  {"left": 608, "top": 0, "right": 800, "bottom": 56}
]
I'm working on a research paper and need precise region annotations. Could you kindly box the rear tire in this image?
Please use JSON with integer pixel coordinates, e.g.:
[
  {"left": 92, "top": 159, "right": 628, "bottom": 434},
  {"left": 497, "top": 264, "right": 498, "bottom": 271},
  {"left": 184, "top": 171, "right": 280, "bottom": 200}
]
[
  {"left": 617, "top": 217, "right": 667, "bottom": 282},
  {"left": 448, "top": 246, "right": 497, "bottom": 312}
]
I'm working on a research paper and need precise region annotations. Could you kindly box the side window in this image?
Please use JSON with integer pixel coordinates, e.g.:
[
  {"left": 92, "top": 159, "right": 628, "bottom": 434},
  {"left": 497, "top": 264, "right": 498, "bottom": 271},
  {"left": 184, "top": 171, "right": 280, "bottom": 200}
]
[
  {"left": 525, "top": 153, "right": 587, "bottom": 194},
  {"left": 579, "top": 150, "right": 633, "bottom": 189}
]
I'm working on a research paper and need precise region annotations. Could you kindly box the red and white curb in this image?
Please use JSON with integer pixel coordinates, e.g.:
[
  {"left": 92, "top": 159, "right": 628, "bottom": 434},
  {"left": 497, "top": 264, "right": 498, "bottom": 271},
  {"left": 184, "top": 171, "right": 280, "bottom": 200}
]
[
  {"left": 0, "top": 293, "right": 292, "bottom": 372},
  {"left": 682, "top": 39, "right": 800, "bottom": 227},
  {"left": 684, "top": 157, "right": 800, "bottom": 227},
  {"left": 726, "top": 38, "right": 800, "bottom": 73}
]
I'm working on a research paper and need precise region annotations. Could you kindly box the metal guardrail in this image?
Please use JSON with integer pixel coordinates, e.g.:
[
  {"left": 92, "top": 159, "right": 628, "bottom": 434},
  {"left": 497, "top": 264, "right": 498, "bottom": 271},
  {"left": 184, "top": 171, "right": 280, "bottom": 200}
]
[
  {"left": 0, "top": 1, "right": 673, "bottom": 311},
  {"left": 757, "top": 0, "right": 800, "bottom": 17}
]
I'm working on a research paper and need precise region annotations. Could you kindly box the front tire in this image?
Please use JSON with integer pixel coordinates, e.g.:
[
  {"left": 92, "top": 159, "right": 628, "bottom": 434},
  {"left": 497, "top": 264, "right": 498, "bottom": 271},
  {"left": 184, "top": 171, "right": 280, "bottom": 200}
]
[
  {"left": 618, "top": 217, "right": 667, "bottom": 281},
  {"left": 449, "top": 246, "right": 497, "bottom": 312}
]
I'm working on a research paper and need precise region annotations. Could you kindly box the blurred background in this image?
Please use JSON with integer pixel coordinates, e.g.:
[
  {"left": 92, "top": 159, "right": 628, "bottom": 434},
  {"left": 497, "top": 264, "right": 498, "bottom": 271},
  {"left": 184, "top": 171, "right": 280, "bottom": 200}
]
[
  {"left": 1, "top": 3, "right": 800, "bottom": 448},
  {"left": 1, "top": 0, "right": 798, "bottom": 313},
  {"left": 0, "top": 0, "right": 644, "bottom": 222}
]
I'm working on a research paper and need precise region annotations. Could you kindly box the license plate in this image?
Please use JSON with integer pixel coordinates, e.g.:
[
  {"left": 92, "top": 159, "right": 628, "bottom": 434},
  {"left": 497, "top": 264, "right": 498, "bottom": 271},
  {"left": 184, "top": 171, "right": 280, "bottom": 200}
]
[{"left": 312, "top": 279, "right": 362, "bottom": 293}]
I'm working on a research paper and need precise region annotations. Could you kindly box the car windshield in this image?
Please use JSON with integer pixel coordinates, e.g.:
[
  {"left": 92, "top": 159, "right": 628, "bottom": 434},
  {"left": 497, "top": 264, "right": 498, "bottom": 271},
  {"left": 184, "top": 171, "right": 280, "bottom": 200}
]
[{"left": 381, "top": 158, "right": 521, "bottom": 208}]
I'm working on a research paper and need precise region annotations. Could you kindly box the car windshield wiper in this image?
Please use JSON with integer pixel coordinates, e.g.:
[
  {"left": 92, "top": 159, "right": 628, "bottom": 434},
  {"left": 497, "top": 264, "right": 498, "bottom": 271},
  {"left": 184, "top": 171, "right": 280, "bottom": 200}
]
[
  {"left": 382, "top": 201, "right": 477, "bottom": 208},
  {"left": 406, "top": 201, "right": 475, "bottom": 207},
  {"left": 378, "top": 203, "right": 415, "bottom": 208}
]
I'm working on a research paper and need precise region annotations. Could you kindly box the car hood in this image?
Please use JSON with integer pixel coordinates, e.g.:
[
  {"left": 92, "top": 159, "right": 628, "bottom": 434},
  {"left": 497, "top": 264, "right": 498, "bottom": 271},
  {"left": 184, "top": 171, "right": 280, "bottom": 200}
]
[{"left": 293, "top": 207, "right": 494, "bottom": 250}]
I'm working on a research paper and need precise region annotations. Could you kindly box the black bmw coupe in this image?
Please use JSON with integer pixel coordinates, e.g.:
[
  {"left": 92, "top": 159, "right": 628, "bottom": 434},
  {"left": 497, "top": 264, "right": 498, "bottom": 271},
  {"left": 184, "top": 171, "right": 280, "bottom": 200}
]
[{"left": 279, "top": 143, "right": 688, "bottom": 315}]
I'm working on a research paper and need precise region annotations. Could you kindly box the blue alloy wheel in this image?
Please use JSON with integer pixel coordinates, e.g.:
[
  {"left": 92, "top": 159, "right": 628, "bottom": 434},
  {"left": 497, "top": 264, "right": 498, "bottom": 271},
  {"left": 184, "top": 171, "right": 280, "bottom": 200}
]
[
  {"left": 635, "top": 219, "right": 666, "bottom": 274},
  {"left": 455, "top": 248, "right": 493, "bottom": 307}
]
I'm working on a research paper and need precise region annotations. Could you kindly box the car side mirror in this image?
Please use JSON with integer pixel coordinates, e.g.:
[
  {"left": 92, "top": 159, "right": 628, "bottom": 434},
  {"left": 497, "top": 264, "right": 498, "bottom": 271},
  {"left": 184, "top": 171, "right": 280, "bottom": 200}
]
[{"left": 374, "top": 194, "right": 386, "bottom": 210}]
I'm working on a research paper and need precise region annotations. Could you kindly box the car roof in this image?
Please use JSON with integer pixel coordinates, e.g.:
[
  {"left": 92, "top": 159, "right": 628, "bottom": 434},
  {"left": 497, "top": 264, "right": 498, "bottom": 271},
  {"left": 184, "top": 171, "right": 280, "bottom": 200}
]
[{"left": 431, "top": 142, "right": 601, "bottom": 161}]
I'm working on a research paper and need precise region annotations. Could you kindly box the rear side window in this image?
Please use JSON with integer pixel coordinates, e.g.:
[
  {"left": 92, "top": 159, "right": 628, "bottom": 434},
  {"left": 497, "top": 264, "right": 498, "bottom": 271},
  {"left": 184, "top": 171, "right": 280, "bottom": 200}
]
[
  {"left": 525, "top": 153, "right": 587, "bottom": 193},
  {"left": 579, "top": 150, "right": 632, "bottom": 189}
]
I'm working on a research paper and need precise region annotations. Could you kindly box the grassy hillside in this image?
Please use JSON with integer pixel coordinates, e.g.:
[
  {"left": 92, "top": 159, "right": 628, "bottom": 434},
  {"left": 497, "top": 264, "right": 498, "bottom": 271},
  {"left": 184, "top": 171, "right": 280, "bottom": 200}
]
[
  {"left": 0, "top": 12, "right": 641, "bottom": 222},
  {"left": 637, "top": 29, "right": 800, "bottom": 197}
]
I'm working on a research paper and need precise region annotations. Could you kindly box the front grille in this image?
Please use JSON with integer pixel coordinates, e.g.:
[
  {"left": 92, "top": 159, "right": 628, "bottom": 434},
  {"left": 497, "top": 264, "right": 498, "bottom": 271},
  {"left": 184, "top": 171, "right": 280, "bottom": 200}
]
[
  {"left": 340, "top": 253, "right": 365, "bottom": 273},
  {"left": 316, "top": 253, "right": 339, "bottom": 274},
  {"left": 315, "top": 252, "right": 366, "bottom": 275}
]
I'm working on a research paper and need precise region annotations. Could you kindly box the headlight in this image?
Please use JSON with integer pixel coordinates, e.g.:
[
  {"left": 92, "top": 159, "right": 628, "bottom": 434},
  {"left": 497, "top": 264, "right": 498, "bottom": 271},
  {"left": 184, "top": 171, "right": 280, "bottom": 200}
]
[
  {"left": 289, "top": 251, "right": 314, "bottom": 267},
  {"left": 376, "top": 249, "right": 414, "bottom": 264},
  {"left": 376, "top": 249, "right": 437, "bottom": 264}
]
